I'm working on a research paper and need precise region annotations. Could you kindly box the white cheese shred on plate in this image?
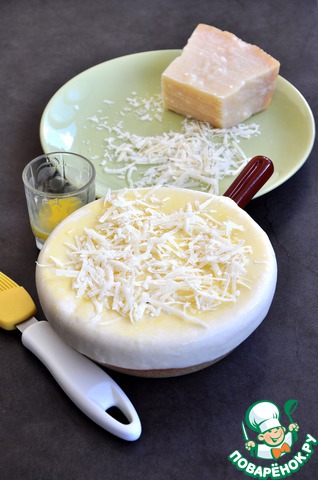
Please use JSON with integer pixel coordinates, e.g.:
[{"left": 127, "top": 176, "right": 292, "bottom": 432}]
[
  {"left": 54, "top": 189, "right": 253, "bottom": 327},
  {"left": 85, "top": 93, "right": 260, "bottom": 194}
]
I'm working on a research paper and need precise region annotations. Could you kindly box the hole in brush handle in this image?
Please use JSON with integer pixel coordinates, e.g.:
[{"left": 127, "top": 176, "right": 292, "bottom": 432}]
[{"left": 223, "top": 155, "right": 274, "bottom": 208}]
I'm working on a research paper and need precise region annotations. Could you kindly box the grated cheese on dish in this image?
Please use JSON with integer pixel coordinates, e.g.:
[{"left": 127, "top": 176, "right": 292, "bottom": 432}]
[
  {"left": 85, "top": 93, "right": 260, "bottom": 194},
  {"left": 103, "top": 118, "right": 259, "bottom": 192},
  {"left": 54, "top": 189, "right": 252, "bottom": 326}
]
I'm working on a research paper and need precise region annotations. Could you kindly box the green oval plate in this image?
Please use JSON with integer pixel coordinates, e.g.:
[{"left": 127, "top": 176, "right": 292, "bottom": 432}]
[{"left": 40, "top": 50, "right": 315, "bottom": 198}]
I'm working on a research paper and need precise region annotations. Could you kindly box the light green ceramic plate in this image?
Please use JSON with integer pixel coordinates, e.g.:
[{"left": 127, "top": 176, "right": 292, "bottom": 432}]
[{"left": 40, "top": 50, "right": 315, "bottom": 198}]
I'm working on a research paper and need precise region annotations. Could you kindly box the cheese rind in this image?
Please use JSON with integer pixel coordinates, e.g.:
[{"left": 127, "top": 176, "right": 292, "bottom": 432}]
[{"left": 161, "top": 24, "right": 280, "bottom": 128}]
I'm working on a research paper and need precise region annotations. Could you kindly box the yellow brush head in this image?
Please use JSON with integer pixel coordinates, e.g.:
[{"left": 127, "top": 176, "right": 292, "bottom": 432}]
[{"left": 0, "top": 272, "right": 37, "bottom": 330}]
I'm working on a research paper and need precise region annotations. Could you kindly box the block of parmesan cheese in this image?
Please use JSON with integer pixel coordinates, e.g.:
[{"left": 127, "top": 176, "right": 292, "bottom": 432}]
[{"left": 161, "top": 24, "right": 280, "bottom": 128}]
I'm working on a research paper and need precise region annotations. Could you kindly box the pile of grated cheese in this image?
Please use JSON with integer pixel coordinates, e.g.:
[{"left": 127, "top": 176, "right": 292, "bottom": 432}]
[
  {"left": 85, "top": 92, "right": 260, "bottom": 194},
  {"left": 54, "top": 188, "right": 253, "bottom": 326}
]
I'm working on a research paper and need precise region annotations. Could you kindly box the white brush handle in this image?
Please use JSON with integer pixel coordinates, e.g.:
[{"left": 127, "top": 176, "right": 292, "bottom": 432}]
[{"left": 21, "top": 319, "right": 141, "bottom": 441}]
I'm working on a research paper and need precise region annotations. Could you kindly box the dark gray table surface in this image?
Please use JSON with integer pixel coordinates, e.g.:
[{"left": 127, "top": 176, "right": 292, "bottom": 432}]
[{"left": 1, "top": 1, "right": 317, "bottom": 479}]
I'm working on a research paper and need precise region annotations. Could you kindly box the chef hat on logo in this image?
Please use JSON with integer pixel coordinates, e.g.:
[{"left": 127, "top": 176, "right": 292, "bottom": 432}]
[{"left": 246, "top": 401, "right": 282, "bottom": 433}]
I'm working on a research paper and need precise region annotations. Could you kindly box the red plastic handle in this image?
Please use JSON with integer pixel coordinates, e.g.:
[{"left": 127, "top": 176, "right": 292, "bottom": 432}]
[{"left": 223, "top": 155, "right": 274, "bottom": 208}]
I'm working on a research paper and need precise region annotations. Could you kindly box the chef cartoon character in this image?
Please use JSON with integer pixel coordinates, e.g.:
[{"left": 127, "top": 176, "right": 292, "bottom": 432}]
[{"left": 243, "top": 400, "right": 300, "bottom": 460}]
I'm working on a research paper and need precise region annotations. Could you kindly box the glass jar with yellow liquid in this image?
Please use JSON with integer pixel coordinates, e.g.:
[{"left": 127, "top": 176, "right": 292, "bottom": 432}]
[{"left": 23, "top": 152, "right": 96, "bottom": 249}]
